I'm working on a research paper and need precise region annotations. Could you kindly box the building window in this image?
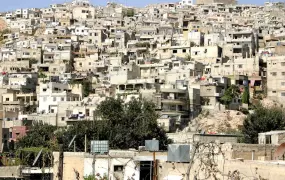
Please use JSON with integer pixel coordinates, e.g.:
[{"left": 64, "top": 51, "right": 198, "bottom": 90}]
[
  {"left": 272, "top": 91, "right": 276, "bottom": 93},
  {"left": 173, "top": 50, "right": 177, "bottom": 54},
  {"left": 61, "top": 117, "right": 65, "bottom": 121},
  {"left": 53, "top": 97, "right": 56, "bottom": 102},
  {"left": 282, "top": 72, "right": 285, "bottom": 76},
  {"left": 114, "top": 165, "right": 124, "bottom": 172},
  {"left": 182, "top": 49, "right": 186, "bottom": 53},
  {"left": 51, "top": 109, "right": 54, "bottom": 113},
  {"left": 282, "top": 92, "right": 285, "bottom": 96},
  {"left": 281, "top": 62, "right": 285, "bottom": 66},
  {"left": 271, "top": 72, "right": 277, "bottom": 76},
  {"left": 61, "top": 97, "right": 64, "bottom": 101},
  {"left": 238, "top": 65, "right": 243, "bottom": 68},
  {"left": 5, "top": 98, "right": 9, "bottom": 101},
  {"left": 282, "top": 82, "right": 285, "bottom": 86}
]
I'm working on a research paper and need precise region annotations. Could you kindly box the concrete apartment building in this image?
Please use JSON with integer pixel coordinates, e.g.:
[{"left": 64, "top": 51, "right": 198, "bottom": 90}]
[
  {"left": 199, "top": 76, "right": 228, "bottom": 109},
  {"left": 0, "top": 0, "right": 285, "bottom": 177},
  {"left": 196, "top": 0, "right": 237, "bottom": 5},
  {"left": 38, "top": 82, "right": 81, "bottom": 114},
  {"left": 266, "top": 56, "right": 285, "bottom": 106}
]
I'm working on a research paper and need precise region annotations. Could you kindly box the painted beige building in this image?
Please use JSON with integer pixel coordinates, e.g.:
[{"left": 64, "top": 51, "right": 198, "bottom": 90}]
[
  {"left": 267, "top": 56, "right": 285, "bottom": 105},
  {"left": 52, "top": 143, "right": 285, "bottom": 180},
  {"left": 196, "top": 0, "right": 237, "bottom": 5},
  {"left": 209, "top": 57, "right": 260, "bottom": 77}
]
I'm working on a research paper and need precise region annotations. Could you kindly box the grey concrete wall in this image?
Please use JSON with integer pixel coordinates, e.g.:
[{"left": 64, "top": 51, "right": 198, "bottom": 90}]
[
  {"left": 193, "top": 134, "right": 238, "bottom": 144},
  {"left": 228, "top": 143, "right": 278, "bottom": 160},
  {"left": 0, "top": 166, "right": 22, "bottom": 178}
]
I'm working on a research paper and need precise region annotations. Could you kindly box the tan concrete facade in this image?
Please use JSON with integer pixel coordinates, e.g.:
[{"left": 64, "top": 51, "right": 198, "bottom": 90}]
[{"left": 196, "top": 0, "right": 237, "bottom": 5}]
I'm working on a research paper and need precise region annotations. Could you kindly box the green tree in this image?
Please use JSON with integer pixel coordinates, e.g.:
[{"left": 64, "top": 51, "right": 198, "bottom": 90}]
[
  {"left": 185, "top": 53, "right": 192, "bottom": 61},
  {"left": 29, "top": 58, "right": 38, "bottom": 65},
  {"left": 242, "top": 105, "right": 285, "bottom": 144},
  {"left": 69, "top": 79, "right": 92, "bottom": 97},
  {"left": 83, "top": 79, "right": 91, "bottom": 97},
  {"left": 16, "top": 147, "right": 53, "bottom": 167},
  {"left": 123, "top": 8, "right": 135, "bottom": 17},
  {"left": 17, "top": 121, "right": 57, "bottom": 149},
  {"left": 16, "top": 122, "right": 56, "bottom": 167},
  {"left": 220, "top": 85, "right": 240, "bottom": 105},
  {"left": 84, "top": 174, "right": 107, "bottom": 180},
  {"left": 57, "top": 98, "right": 171, "bottom": 151},
  {"left": 242, "top": 86, "right": 250, "bottom": 104},
  {"left": 38, "top": 69, "right": 47, "bottom": 79},
  {"left": 17, "top": 99, "right": 171, "bottom": 152}
]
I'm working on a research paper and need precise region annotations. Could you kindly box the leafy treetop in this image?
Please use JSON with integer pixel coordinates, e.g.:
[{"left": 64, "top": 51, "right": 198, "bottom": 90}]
[{"left": 242, "top": 104, "right": 285, "bottom": 144}]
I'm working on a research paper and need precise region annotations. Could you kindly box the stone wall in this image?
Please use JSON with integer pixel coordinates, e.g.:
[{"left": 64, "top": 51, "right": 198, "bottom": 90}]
[
  {"left": 0, "top": 166, "right": 22, "bottom": 178},
  {"left": 222, "top": 143, "right": 278, "bottom": 160},
  {"left": 193, "top": 134, "right": 239, "bottom": 144},
  {"left": 158, "top": 157, "right": 285, "bottom": 180}
]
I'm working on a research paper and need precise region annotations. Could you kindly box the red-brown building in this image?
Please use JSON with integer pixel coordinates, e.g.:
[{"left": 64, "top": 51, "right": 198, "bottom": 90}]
[{"left": 9, "top": 126, "right": 28, "bottom": 142}]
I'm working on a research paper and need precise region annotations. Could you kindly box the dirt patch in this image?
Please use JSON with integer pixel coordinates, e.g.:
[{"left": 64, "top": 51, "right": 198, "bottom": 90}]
[
  {"left": 186, "top": 110, "right": 246, "bottom": 134},
  {"left": 0, "top": 18, "right": 7, "bottom": 31}
]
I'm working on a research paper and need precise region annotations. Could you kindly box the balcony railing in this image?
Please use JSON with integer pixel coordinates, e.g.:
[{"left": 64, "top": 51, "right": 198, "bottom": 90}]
[{"left": 3, "top": 101, "right": 24, "bottom": 105}]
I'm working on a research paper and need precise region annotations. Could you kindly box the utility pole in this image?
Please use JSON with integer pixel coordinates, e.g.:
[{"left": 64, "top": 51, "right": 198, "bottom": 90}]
[
  {"left": 153, "top": 151, "right": 156, "bottom": 180},
  {"left": 58, "top": 144, "right": 64, "bottom": 180},
  {"left": 85, "top": 134, "right": 87, "bottom": 153},
  {"left": 92, "top": 154, "right": 96, "bottom": 176}
]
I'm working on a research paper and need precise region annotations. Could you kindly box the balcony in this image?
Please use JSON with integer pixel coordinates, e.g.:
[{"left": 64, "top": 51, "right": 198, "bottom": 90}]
[
  {"left": 161, "top": 110, "right": 189, "bottom": 115},
  {"left": 214, "top": 93, "right": 222, "bottom": 97},
  {"left": 160, "top": 88, "right": 187, "bottom": 93},
  {"left": 3, "top": 101, "right": 24, "bottom": 106},
  {"left": 67, "top": 114, "right": 86, "bottom": 121},
  {"left": 228, "top": 37, "right": 252, "bottom": 43},
  {"left": 161, "top": 97, "right": 187, "bottom": 105},
  {"left": 22, "top": 167, "right": 53, "bottom": 174},
  {"left": 232, "top": 44, "right": 243, "bottom": 49}
]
